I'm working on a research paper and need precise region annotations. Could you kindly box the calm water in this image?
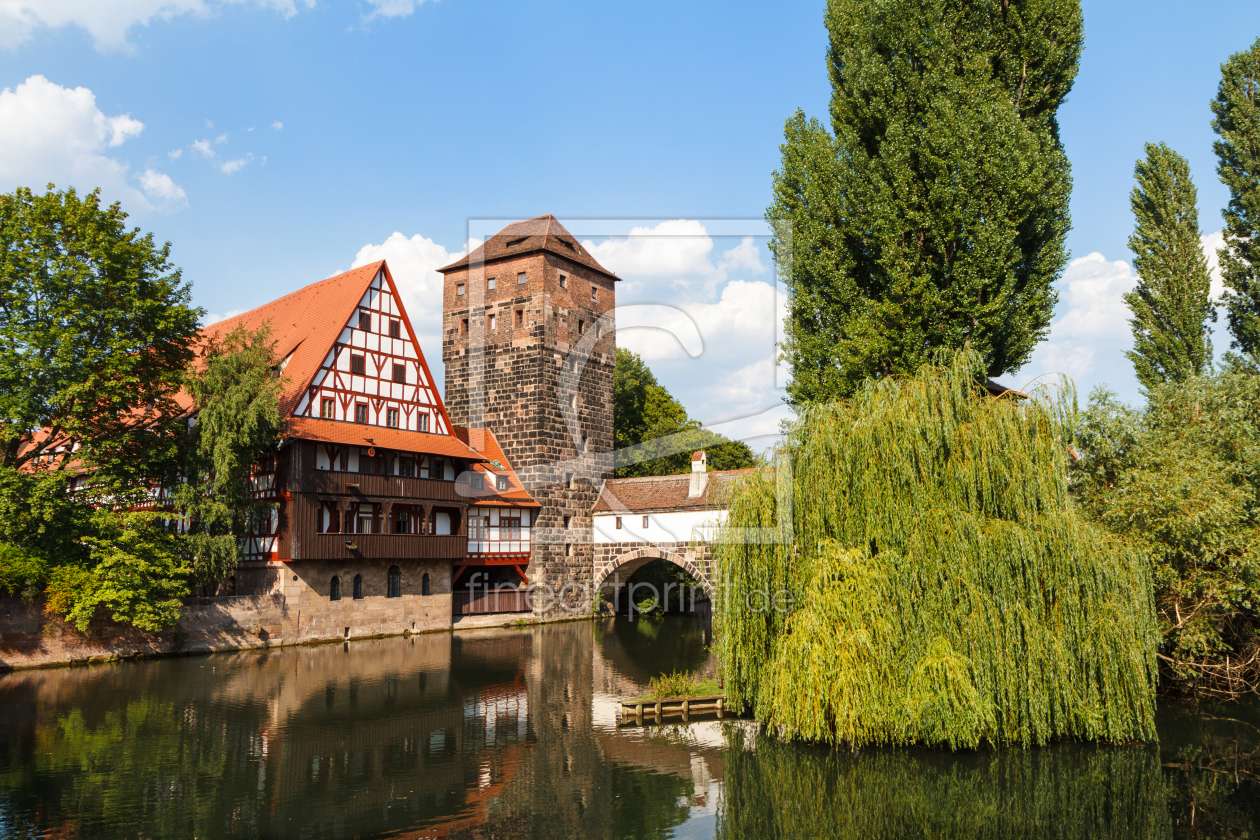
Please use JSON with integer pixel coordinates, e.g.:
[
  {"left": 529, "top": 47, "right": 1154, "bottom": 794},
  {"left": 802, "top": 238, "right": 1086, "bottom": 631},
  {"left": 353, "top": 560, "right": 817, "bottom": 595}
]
[{"left": 0, "top": 616, "right": 1257, "bottom": 840}]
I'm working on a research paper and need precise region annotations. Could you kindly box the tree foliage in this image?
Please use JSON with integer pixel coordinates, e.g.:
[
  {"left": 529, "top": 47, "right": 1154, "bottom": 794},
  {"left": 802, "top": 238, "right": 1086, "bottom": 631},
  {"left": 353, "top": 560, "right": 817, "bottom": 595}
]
[
  {"left": 1213, "top": 37, "right": 1260, "bottom": 361},
  {"left": 1124, "top": 142, "right": 1215, "bottom": 392},
  {"left": 0, "top": 185, "right": 200, "bottom": 480},
  {"left": 613, "top": 347, "right": 756, "bottom": 477},
  {"left": 1074, "top": 377, "right": 1260, "bottom": 699},
  {"left": 175, "top": 323, "right": 284, "bottom": 587},
  {"left": 714, "top": 351, "right": 1157, "bottom": 748},
  {"left": 768, "top": 0, "right": 1080, "bottom": 403}
]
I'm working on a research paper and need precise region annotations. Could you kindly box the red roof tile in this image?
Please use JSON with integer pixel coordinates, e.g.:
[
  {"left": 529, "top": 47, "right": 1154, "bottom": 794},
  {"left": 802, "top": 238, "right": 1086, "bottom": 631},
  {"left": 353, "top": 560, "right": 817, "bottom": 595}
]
[
  {"left": 438, "top": 215, "right": 620, "bottom": 281},
  {"left": 286, "top": 417, "right": 484, "bottom": 461},
  {"left": 594, "top": 469, "right": 756, "bottom": 514},
  {"left": 451, "top": 426, "right": 540, "bottom": 508}
]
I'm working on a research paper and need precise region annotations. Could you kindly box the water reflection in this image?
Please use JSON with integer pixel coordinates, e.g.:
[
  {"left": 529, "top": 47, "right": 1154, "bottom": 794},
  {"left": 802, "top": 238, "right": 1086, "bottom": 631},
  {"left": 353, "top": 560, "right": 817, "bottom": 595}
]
[{"left": 0, "top": 617, "right": 1256, "bottom": 840}]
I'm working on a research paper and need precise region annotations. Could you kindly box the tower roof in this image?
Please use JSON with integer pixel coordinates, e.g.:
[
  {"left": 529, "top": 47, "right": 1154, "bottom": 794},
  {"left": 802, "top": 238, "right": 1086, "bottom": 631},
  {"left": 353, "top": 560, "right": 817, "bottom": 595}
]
[{"left": 437, "top": 215, "right": 621, "bottom": 281}]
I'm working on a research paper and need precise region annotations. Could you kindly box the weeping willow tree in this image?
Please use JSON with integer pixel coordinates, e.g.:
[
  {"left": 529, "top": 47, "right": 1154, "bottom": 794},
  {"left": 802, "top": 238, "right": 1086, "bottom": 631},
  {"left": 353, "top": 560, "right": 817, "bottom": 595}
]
[{"left": 713, "top": 352, "right": 1158, "bottom": 748}]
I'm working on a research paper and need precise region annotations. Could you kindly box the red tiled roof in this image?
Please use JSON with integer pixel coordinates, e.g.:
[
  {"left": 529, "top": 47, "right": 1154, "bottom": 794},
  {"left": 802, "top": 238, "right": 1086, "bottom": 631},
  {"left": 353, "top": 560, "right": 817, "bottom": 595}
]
[
  {"left": 594, "top": 469, "right": 756, "bottom": 514},
  {"left": 437, "top": 215, "right": 621, "bottom": 281},
  {"left": 286, "top": 417, "right": 484, "bottom": 461},
  {"left": 452, "top": 426, "right": 540, "bottom": 508}
]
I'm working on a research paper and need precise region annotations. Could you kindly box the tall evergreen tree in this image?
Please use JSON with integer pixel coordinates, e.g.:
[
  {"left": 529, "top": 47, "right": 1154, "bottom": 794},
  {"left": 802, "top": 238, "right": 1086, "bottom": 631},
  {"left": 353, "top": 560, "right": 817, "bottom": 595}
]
[
  {"left": 1213, "top": 37, "right": 1260, "bottom": 360},
  {"left": 768, "top": 0, "right": 1082, "bottom": 403},
  {"left": 1124, "top": 143, "right": 1215, "bottom": 391}
]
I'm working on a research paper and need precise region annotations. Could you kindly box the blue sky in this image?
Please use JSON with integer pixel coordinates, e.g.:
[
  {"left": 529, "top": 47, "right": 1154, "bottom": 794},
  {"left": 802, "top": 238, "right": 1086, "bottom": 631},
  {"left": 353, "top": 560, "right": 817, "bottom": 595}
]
[{"left": 1, "top": 0, "right": 1258, "bottom": 451}]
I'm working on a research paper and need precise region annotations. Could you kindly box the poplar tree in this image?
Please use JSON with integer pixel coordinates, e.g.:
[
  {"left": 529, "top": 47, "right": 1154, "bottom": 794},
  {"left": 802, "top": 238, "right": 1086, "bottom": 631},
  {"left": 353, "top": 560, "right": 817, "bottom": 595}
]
[
  {"left": 1213, "top": 37, "right": 1260, "bottom": 360},
  {"left": 768, "top": 0, "right": 1082, "bottom": 402},
  {"left": 1124, "top": 143, "right": 1215, "bottom": 391}
]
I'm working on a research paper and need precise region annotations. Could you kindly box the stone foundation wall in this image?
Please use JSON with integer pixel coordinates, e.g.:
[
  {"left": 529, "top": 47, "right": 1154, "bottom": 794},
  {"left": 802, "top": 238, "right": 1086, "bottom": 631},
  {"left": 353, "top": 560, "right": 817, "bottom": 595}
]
[{"left": 0, "top": 558, "right": 457, "bottom": 671}]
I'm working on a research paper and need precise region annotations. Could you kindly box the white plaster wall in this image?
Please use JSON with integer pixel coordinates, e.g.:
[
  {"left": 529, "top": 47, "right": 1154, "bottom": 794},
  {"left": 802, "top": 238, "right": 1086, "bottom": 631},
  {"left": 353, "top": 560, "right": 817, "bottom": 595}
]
[{"left": 593, "top": 509, "right": 727, "bottom": 544}]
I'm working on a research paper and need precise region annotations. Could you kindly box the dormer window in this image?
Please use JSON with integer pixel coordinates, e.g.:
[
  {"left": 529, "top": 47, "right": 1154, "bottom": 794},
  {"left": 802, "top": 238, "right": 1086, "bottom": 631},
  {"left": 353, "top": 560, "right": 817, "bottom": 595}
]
[
  {"left": 507, "top": 237, "right": 527, "bottom": 248},
  {"left": 496, "top": 475, "right": 508, "bottom": 491},
  {"left": 358, "top": 312, "right": 371, "bottom": 331}
]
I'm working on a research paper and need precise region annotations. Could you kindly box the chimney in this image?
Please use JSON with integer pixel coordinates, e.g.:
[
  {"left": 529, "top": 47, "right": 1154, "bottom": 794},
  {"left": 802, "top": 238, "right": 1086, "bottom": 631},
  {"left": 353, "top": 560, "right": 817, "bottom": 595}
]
[{"left": 688, "top": 450, "right": 708, "bottom": 499}]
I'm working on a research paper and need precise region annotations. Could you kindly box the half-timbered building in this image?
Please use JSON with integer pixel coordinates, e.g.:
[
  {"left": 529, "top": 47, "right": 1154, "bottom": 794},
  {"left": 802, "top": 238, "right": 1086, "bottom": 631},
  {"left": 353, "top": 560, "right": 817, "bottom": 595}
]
[{"left": 205, "top": 260, "right": 540, "bottom": 638}]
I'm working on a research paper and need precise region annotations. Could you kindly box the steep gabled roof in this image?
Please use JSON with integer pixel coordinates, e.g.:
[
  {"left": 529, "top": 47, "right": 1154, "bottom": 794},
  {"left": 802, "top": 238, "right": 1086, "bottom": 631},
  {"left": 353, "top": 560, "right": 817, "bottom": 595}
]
[
  {"left": 451, "top": 426, "right": 539, "bottom": 508},
  {"left": 203, "top": 262, "right": 386, "bottom": 417},
  {"left": 437, "top": 215, "right": 621, "bottom": 281}
]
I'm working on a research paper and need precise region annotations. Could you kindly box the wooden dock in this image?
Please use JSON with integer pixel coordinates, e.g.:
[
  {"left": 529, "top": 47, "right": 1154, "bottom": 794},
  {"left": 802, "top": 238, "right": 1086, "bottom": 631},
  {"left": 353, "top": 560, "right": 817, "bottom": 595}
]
[{"left": 618, "top": 694, "right": 728, "bottom": 726}]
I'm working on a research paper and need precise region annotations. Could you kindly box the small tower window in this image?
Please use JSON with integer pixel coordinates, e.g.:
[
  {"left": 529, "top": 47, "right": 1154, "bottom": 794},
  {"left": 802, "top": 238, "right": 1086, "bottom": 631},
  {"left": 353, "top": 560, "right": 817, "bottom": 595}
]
[
  {"left": 615, "top": 516, "right": 622, "bottom": 530},
  {"left": 321, "top": 397, "right": 335, "bottom": 419},
  {"left": 591, "top": 285, "right": 597, "bottom": 301},
  {"left": 330, "top": 576, "right": 341, "bottom": 601},
  {"left": 558, "top": 274, "right": 567, "bottom": 289},
  {"left": 563, "top": 514, "right": 571, "bottom": 529},
  {"left": 392, "top": 362, "right": 406, "bottom": 383},
  {"left": 358, "top": 311, "right": 371, "bottom": 331},
  {"left": 387, "top": 565, "right": 401, "bottom": 598},
  {"left": 350, "top": 354, "right": 365, "bottom": 375},
  {"left": 461, "top": 318, "right": 468, "bottom": 334},
  {"left": 353, "top": 574, "right": 363, "bottom": 600},
  {"left": 488, "top": 314, "right": 496, "bottom": 331},
  {"left": 355, "top": 403, "right": 368, "bottom": 424},
  {"left": 517, "top": 272, "right": 527, "bottom": 285},
  {"left": 578, "top": 320, "right": 585, "bottom": 335},
  {"left": 456, "top": 283, "right": 465, "bottom": 296},
  {"left": 642, "top": 515, "right": 649, "bottom": 528},
  {"left": 422, "top": 573, "right": 431, "bottom": 596},
  {"left": 389, "top": 319, "right": 401, "bottom": 338},
  {"left": 386, "top": 408, "right": 399, "bottom": 428},
  {"left": 487, "top": 277, "right": 496, "bottom": 290},
  {"left": 514, "top": 309, "right": 523, "bottom": 327}
]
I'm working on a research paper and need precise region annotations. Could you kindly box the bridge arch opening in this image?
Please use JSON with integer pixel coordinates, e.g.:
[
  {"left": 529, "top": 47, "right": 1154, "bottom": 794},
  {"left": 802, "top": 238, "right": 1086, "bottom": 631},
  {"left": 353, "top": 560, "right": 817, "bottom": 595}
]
[{"left": 594, "top": 547, "right": 712, "bottom": 616}]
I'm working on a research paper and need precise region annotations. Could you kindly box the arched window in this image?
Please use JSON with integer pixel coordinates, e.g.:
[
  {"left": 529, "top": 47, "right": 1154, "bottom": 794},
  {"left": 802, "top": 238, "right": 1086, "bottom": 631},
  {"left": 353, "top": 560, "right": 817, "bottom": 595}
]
[
  {"left": 387, "top": 565, "right": 401, "bottom": 598},
  {"left": 353, "top": 574, "right": 364, "bottom": 600},
  {"left": 422, "top": 573, "right": 431, "bottom": 596},
  {"left": 330, "top": 575, "right": 341, "bottom": 601}
]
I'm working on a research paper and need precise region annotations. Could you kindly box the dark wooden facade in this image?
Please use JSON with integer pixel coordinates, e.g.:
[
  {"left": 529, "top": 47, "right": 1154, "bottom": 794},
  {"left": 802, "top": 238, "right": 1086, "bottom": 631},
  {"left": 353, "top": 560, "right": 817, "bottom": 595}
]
[{"left": 276, "top": 440, "right": 471, "bottom": 563}]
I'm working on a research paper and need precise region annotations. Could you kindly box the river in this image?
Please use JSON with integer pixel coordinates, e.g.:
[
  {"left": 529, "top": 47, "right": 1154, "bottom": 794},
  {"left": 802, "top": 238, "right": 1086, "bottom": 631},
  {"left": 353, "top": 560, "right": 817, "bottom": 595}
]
[{"left": 0, "top": 616, "right": 1257, "bottom": 839}]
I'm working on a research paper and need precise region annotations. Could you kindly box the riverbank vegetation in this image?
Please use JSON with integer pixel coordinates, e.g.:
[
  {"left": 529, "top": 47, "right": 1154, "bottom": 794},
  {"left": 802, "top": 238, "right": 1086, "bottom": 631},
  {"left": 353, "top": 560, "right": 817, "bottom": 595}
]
[
  {"left": 0, "top": 186, "right": 283, "bottom": 631},
  {"left": 714, "top": 352, "right": 1159, "bottom": 748}
]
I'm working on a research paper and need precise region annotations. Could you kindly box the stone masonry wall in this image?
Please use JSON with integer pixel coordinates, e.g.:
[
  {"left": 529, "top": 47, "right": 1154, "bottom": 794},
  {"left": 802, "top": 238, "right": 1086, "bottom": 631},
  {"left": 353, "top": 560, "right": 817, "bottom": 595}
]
[
  {"left": 0, "top": 558, "right": 454, "bottom": 671},
  {"left": 443, "top": 250, "right": 616, "bottom": 613}
]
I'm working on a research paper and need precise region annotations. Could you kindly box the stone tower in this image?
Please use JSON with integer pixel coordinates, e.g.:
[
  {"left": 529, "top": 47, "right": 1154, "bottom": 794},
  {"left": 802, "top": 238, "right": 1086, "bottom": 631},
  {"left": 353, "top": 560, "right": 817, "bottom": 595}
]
[{"left": 439, "top": 216, "right": 618, "bottom": 609}]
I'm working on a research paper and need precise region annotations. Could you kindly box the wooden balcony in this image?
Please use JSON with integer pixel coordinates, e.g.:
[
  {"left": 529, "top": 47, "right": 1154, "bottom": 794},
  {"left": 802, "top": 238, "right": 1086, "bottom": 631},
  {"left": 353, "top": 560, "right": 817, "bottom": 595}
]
[
  {"left": 289, "top": 533, "right": 467, "bottom": 561},
  {"left": 289, "top": 469, "right": 468, "bottom": 502}
]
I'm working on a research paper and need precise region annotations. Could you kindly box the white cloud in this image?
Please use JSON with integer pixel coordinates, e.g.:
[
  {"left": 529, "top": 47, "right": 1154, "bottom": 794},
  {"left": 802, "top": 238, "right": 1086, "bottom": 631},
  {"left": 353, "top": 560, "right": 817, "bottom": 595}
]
[
  {"left": 271, "top": 121, "right": 282, "bottom": 130},
  {"left": 1022, "top": 252, "right": 1139, "bottom": 402},
  {"left": 1203, "top": 229, "right": 1226, "bottom": 301},
  {"left": 203, "top": 308, "right": 244, "bottom": 326},
  {"left": 168, "top": 148, "right": 182, "bottom": 159},
  {"left": 215, "top": 132, "right": 228, "bottom": 144},
  {"left": 136, "top": 168, "right": 186, "bottom": 205},
  {"left": 0, "top": 0, "right": 316, "bottom": 53},
  {"left": 190, "top": 138, "right": 214, "bottom": 158},
  {"left": 220, "top": 154, "right": 253, "bottom": 174},
  {"left": 0, "top": 75, "right": 182, "bottom": 212},
  {"left": 364, "top": 0, "right": 430, "bottom": 20}
]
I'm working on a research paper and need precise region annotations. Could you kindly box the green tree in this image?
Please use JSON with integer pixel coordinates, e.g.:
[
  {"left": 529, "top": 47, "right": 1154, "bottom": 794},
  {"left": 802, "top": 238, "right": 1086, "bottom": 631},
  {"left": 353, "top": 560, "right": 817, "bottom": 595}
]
[
  {"left": 1213, "top": 37, "right": 1260, "bottom": 361},
  {"left": 1124, "top": 143, "right": 1215, "bottom": 391},
  {"left": 1074, "top": 377, "right": 1260, "bottom": 699},
  {"left": 612, "top": 348, "right": 756, "bottom": 478},
  {"left": 768, "top": 0, "right": 1081, "bottom": 403},
  {"left": 175, "top": 323, "right": 284, "bottom": 588},
  {"left": 0, "top": 186, "right": 201, "bottom": 481}
]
